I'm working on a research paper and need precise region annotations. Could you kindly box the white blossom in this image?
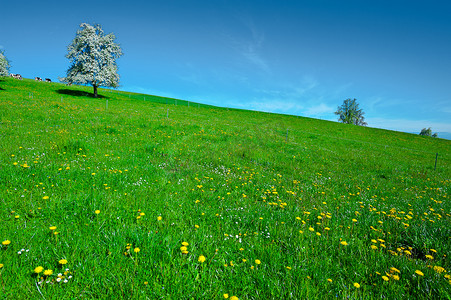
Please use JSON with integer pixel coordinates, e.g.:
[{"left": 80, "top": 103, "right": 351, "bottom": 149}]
[
  {"left": 63, "top": 23, "right": 123, "bottom": 97},
  {"left": 0, "top": 50, "right": 11, "bottom": 76}
]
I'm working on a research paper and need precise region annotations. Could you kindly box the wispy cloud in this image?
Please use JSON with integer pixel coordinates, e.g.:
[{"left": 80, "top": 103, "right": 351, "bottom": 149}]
[
  {"left": 366, "top": 117, "right": 451, "bottom": 133},
  {"left": 224, "top": 17, "right": 269, "bottom": 73}
]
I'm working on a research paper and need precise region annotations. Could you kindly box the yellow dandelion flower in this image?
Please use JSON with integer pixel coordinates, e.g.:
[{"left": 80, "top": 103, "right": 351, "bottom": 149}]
[
  {"left": 392, "top": 275, "right": 400, "bottom": 280},
  {"left": 382, "top": 276, "right": 389, "bottom": 281},
  {"left": 2, "top": 240, "right": 11, "bottom": 246},
  {"left": 316, "top": 232, "right": 321, "bottom": 236},
  {"left": 224, "top": 294, "right": 229, "bottom": 299},
  {"left": 352, "top": 219, "right": 357, "bottom": 222},
  {"left": 255, "top": 259, "right": 261, "bottom": 265},
  {"left": 157, "top": 216, "right": 162, "bottom": 221},
  {"left": 58, "top": 259, "right": 68, "bottom": 265},
  {"left": 371, "top": 245, "right": 378, "bottom": 250},
  {"left": 182, "top": 242, "right": 189, "bottom": 246},
  {"left": 49, "top": 226, "right": 57, "bottom": 231},
  {"left": 340, "top": 241, "right": 348, "bottom": 246},
  {"left": 371, "top": 239, "right": 377, "bottom": 243},
  {"left": 327, "top": 278, "right": 332, "bottom": 282},
  {"left": 433, "top": 266, "right": 445, "bottom": 273},
  {"left": 425, "top": 255, "right": 434, "bottom": 260},
  {"left": 34, "top": 266, "right": 44, "bottom": 273},
  {"left": 43, "top": 269, "right": 53, "bottom": 276},
  {"left": 134, "top": 247, "right": 140, "bottom": 253},
  {"left": 415, "top": 270, "right": 424, "bottom": 276},
  {"left": 42, "top": 196, "right": 49, "bottom": 200},
  {"left": 198, "top": 255, "right": 206, "bottom": 263},
  {"left": 95, "top": 210, "right": 100, "bottom": 214},
  {"left": 180, "top": 246, "right": 187, "bottom": 251},
  {"left": 286, "top": 266, "right": 292, "bottom": 270},
  {"left": 430, "top": 249, "right": 437, "bottom": 253},
  {"left": 0, "top": 264, "right": 3, "bottom": 269},
  {"left": 230, "top": 296, "right": 239, "bottom": 300},
  {"left": 354, "top": 282, "right": 360, "bottom": 288},
  {"left": 390, "top": 267, "right": 400, "bottom": 273}
]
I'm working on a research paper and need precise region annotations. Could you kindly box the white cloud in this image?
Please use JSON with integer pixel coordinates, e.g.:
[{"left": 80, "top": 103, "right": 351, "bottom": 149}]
[
  {"left": 304, "top": 103, "right": 334, "bottom": 117},
  {"left": 366, "top": 117, "right": 451, "bottom": 133}
]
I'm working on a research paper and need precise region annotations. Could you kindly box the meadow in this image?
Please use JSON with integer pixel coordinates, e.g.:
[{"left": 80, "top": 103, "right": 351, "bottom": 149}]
[{"left": 0, "top": 77, "right": 450, "bottom": 299}]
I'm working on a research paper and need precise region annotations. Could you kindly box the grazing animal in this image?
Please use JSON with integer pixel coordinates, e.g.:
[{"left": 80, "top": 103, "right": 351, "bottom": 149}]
[
  {"left": 35, "top": 77, "right": 43, "bottom": 81},
  {"left": 45, "top": 78, "right": 52, "bottom": 82},
  {"left": 10, "top": 74, "right": 23, "bottom": 80}
]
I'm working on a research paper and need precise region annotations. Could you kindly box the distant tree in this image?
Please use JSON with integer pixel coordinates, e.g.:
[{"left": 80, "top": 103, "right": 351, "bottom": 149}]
[
  {"left": 0, "top": 50, "right": 11, "bottom": 77},
  {"left": 334, "top": 98, "right": 367, "bottom": 126},
  {"left": 419, "top": 127, "right": 438, "bottom": 137},
  {"left": 62, "top": 23, "right": 123, "bottom": 97}
]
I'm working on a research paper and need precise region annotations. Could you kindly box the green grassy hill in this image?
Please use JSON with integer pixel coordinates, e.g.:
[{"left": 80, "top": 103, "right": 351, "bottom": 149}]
[{"left": 1, "top": 77, "right": 450, "bottom": 299}]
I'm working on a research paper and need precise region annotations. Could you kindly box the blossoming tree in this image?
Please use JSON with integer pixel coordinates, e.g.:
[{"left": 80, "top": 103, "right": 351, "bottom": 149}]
[
  {"left": 0, "top": 50, "right": 11, "bottom": 77},
  {"left": 63, "top": 23, "right": 123, "bottom": 97}
]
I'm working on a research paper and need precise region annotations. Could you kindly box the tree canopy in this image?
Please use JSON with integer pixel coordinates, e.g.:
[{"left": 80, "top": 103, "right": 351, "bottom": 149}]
[
  {"left": 419, "top": 127, "right": 438, "bottom": 138},
  {"left": 334, "top": 98, "right": 367, "bottom": 126},
  {"left": 0, "top": 50, "right": 11, "bottom": 77},
  {"left": 62, "top": 23, "right": 123, "bottom": 97}
]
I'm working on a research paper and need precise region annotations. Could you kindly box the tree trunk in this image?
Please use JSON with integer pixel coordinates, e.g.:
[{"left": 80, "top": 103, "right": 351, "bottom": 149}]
[{"left": 93, "top": 84, "right": 98, "bottom": 98}]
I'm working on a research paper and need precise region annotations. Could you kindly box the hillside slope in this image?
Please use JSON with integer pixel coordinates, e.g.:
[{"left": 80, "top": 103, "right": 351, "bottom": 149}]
[{"left": 0, "top": 78, "right": 450, "bottom": 299}]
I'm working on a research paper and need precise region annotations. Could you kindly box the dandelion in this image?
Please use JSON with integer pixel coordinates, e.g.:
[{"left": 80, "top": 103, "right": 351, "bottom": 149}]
[
  {"left": 425, "top": 255, "right": 434, "bottom": 260},
  {"left": 230, "top": 296, "right": 239, "bottom": 300},
  {"left": 198, "top": 255, "right": 206, "bottom": 263},
  {"left": 309, "top": 227, "right": 314, "bottom": 232},
  {"left": 0, "top": 264, "right": 4, "bottom": 269},
  {"left": 43, "top": 269, "right": 53, "bottom": 276},
  {"left": 371, "top": 245, "right": 378, "bottom": 250},
  {"left": 371, "top": 239, "right": 377, "bottom": 243},
  {"left": 43, "top": 196, "right": 49, "bottom": 200},
  {"left": 180, "top": 246, "right": 187, "bottom": 251},
  {"left": 352, "top": 219, "right": 357, "bottom": 222},
  {"left": 382, "top": 276, "right": 389, "bottom": 281},
  {"left": 255, "top": 259, "right": 261, "bottom": 265},
  {"left": 390, "top": 267, "right": 400, "bottom": 273},
  {"left": 95, "top": 210, "right": 100, "bottom": 214},
  {"left": 353, "top": 282, "right": 360, "bottom": 288},
  {"left": 223, "top": 294, "right": 229, "bottom": 299},
  {"left": 392, "top": 275, "right": 400, "bottom": 280},
  {"left": 415, "top": 270, "right": 424, "bottom": 276},
  {"left": 433, "top": 266, "right": 445, "bottom": 273},
  {"left": 182, "top": 242, "right": 189, "bottom": 246},
  {"left": 49, "top": 226, "right": 57, "bottom": 231},
  {"left": 59, "top": 259, "right": 68, "bottom": 265},
  {"left": 327, "top": 278, "right": 332, "bottom": 282},
  {"left": 157, "top": 216, "right": 162, "bottom": 221},
  {"left": 2, "top": 240, "right": 11, "bottom": 246},
  {"left": 134, "top": 247, "right": 140, "bottom": 253},
  {"left": 340, "top": 241, "right": 348, "bottom": 246},
  {"left": 34, "top": 266, "right": 44, "bottom": 273}
]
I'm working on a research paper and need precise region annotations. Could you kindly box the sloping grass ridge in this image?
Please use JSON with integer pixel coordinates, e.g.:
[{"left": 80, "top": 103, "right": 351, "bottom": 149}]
[{"left": 0, "top": 77, "right": 450, "bottom": 299}]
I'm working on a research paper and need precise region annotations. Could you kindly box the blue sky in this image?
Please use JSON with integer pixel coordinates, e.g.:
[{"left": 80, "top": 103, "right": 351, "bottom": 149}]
[{"left": 1, "top": 0, "right": 451, "bottom": 139}]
